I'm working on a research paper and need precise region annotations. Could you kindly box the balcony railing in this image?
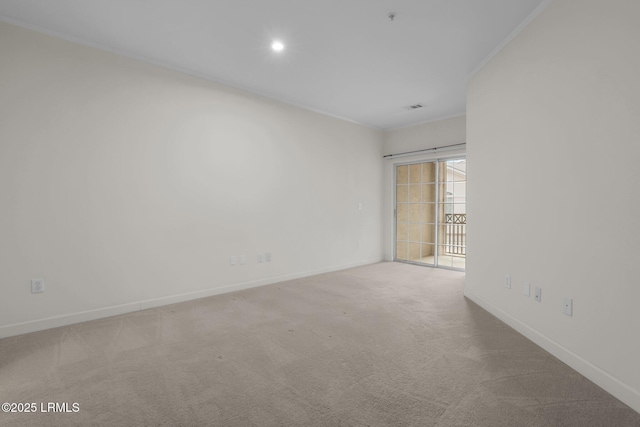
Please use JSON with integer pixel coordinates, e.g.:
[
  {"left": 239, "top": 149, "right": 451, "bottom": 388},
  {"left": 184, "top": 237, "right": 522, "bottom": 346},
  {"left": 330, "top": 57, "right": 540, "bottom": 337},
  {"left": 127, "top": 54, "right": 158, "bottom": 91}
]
[{"left": 445, "top": 214, "right": 466, "bottom": 256}]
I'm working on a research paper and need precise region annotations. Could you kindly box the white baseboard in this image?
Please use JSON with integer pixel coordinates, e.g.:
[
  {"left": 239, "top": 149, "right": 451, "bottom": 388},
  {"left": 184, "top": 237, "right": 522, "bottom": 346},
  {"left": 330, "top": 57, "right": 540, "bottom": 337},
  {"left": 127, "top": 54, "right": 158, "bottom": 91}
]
[
  {"left": 0, "top": 257, "right": 382, "bottom": 339},
  {"left": 464, "top": 289, "right": 640, "bottom": 414}
]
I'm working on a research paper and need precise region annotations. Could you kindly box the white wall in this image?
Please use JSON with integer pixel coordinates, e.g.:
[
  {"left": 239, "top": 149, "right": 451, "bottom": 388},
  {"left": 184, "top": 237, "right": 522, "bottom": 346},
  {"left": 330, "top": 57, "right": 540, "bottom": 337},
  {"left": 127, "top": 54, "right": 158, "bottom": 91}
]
[
  {"left": 466, "top": 0, "right": 640, "bottom": 412},
  {"left": 383, "top": 115, "right": 466, "bottom": 156},
  {"left": 381, "top": 116, "right": 466, "bottom": 261},
  {"left": 0, "top": 22, "right": 384, "bottom": 337}
]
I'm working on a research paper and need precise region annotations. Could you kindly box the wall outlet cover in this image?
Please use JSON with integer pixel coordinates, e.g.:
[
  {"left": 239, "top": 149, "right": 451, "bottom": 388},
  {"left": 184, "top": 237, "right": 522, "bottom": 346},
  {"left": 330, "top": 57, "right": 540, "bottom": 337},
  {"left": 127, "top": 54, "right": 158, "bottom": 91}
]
[
  {"left": 535, "top": 287, "right": 542, "bottom": 302},
  {"left": 31, "top": 279, "right": 44, "bottom": 294},
  {"left": 563, "top": 297, "right": 573, "bottom": 316},
  {"left": 524, "top": 282, "right": 530, "bottom": 296}
]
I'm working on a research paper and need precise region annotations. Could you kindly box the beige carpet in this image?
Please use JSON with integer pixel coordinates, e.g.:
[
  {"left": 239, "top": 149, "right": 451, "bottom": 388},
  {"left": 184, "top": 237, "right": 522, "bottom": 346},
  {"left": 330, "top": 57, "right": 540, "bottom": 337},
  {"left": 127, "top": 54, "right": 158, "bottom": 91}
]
[{"left": 1, "top": 262, "right": 638, "bottom": 426}]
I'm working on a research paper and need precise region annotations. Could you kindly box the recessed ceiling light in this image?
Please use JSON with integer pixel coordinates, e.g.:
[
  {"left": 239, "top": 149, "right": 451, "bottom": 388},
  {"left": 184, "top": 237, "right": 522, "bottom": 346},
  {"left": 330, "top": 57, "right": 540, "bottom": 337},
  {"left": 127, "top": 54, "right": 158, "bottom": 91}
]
[{"left": 271, "top": 41, "right": 284, "bottom": 52}]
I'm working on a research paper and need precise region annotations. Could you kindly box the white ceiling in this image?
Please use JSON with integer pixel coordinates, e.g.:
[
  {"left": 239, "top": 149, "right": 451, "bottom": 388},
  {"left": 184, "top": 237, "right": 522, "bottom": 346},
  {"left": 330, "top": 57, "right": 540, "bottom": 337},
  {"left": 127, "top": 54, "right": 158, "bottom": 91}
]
[{"left": 0, "top": 0, "right": 547, "bottom": 130}]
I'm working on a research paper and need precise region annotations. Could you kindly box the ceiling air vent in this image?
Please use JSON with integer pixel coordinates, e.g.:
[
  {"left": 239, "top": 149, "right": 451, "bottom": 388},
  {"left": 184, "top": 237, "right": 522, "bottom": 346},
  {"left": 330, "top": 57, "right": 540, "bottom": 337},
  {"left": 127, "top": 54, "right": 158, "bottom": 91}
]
[{"left": 405, "top": 104, "right": 423, "bottom": 110}]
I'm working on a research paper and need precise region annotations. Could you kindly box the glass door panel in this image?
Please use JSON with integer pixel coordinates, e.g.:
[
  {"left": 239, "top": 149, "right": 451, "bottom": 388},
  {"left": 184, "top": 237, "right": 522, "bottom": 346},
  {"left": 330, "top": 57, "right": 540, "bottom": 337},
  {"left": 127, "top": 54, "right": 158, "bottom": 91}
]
[
  {"left": 395, "top": 162, "right": 436, "bottom": 266},
  {"left": 395, "top": 165, "right": 409, "bottom": 261}
]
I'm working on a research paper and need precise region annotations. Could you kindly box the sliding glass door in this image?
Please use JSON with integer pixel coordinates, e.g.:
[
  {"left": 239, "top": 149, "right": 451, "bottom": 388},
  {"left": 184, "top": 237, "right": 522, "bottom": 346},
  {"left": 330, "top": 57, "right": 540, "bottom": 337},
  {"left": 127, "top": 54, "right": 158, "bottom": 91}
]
[{"left": 395, "top": 158, "right": 466, "bottom": 270}]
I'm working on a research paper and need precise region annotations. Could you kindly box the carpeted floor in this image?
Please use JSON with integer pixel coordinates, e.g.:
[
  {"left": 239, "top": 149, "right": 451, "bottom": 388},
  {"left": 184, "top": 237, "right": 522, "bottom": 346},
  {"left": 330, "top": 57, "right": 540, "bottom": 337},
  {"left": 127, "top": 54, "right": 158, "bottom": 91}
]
[{"left": 1, "top": 262, "right": 639, "bottom": 426}]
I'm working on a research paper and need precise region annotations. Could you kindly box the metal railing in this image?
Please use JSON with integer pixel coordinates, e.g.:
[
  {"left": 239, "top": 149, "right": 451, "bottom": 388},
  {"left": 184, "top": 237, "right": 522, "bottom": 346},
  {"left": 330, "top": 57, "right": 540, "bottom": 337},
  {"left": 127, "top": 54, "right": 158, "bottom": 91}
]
[{"left": 445, "top": 214, "right": 466, "bottom": 256}]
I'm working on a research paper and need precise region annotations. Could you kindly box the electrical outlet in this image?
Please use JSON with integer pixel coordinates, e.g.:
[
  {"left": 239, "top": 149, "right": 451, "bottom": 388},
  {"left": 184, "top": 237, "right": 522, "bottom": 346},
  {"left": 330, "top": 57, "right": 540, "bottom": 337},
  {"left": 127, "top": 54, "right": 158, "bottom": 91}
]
[
  {"left": 239, "top": 255, "right": 246, "bottom": 265},
  {"left": 505, "top": 275, "right": 511, "bottom": 289},
  {"left": 523, "top": 282, "right": 530, "bottom": 296},
  {"left": 230, "top": 256, "right": 238, "bottom": 266},
  {"left": 265, "top": 252, "right": 271, "bottom": 262},
  {"left": 563, "top": 297, "right": 573, "bottom": 316},
  {"left": 257, "top": 254, "right": 264, "bottom": 263},
  {"left": 31, "top": 279, "right": 44, "bottom": 294},
  {"left": 534, "top": 287, "right": 542, "bottom": 302}
]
